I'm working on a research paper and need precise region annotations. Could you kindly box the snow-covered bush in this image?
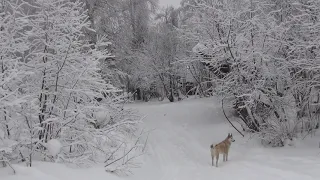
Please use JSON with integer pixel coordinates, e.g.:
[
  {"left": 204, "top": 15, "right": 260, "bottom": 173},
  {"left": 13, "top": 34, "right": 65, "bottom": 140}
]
[
  {"left": 0, "top": 0, "right": 145, "bottom": 173},
  {"left": 180, "top": 0, "right": 320, "bottom": 146},
  {"left": 46, "top": 139, "right": 62, "bottom": 157}
]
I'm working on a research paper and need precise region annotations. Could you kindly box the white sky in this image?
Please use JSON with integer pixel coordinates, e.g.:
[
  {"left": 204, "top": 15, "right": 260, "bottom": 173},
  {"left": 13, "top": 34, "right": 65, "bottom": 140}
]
[{"left": 159, "top": 0, "right": 181, "bottom": 8}]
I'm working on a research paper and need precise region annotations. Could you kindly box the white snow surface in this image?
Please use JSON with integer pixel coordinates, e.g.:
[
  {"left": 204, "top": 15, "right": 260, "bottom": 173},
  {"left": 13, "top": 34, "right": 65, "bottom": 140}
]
[{"left": 1, "top": 97, "right": 320, "bottom": 180}]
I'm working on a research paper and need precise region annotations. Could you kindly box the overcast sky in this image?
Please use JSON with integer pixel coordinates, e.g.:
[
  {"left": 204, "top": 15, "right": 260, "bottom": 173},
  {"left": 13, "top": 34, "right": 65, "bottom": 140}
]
[{"left": 159, "top": 0, "right": 181, "bottom": 8}]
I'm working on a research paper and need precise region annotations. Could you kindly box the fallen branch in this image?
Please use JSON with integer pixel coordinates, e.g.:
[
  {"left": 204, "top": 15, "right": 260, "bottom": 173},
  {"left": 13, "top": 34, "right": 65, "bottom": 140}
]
[
  {"left": 104, "top": 142, "right": 125, "bottom": 163},
  {"left": 104, "top": 130, "right": 144, "bottom": 168},
  {"left": 0, "top": 158, "right": 16, "bottom": 174},
  {"left": 222, "top": 97, "right": 244, "bottom": 137}
]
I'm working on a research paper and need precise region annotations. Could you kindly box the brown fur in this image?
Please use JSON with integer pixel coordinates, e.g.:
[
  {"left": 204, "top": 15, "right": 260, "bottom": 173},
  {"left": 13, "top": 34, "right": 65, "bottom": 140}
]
[{"left": 210, "top": 133, "right": 235, "bottom": 167}]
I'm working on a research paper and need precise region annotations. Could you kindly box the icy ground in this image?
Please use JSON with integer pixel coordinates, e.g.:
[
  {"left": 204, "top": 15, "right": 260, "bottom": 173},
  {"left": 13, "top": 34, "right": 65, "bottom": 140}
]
[{"left": 1, "top": 97, "right": 320, "bottom": 180}]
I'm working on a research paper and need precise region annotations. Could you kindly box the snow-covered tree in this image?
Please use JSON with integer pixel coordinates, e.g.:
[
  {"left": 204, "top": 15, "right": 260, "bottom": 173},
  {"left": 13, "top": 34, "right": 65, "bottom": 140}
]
[
  {"left": 179, "top": 0, "right": 320, "bottom": 146},
  {"left": 0, "top": 0, "right": 32, "bottom": 170},
  {"left": 0, "top": 0, "right": 145, "bottom": 173}
]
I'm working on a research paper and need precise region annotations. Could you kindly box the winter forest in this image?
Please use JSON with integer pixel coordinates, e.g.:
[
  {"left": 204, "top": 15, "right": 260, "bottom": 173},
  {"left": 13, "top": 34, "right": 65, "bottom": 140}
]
[{"left": 1, "top": 0, "right": 320, "bottom": 179}]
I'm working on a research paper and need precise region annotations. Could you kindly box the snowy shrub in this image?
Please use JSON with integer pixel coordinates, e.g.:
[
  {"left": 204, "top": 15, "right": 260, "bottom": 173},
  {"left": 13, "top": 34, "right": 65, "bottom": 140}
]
[
  {"left": 180, "top": 0, "right": 320, "bottom": 146},
  {"left": 0, "top": 0, "right": 145, "bottom": 173}
]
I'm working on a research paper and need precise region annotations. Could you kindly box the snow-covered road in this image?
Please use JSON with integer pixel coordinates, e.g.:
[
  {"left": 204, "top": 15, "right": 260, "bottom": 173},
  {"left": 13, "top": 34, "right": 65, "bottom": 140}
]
[
  {"left": 2, "top": 97, "right": 320, "bottom": 180},
  {"left": 128, "top": 97, "right": 320, "bottom": 180}
]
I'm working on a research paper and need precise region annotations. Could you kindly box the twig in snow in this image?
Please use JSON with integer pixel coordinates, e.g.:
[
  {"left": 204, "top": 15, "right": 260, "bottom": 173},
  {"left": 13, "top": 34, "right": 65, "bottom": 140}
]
[
  {"left": 222, "top": 97, "right": 244, "bottom": 137},
  {"left": 0, "top": 158, "right": 16, "bottom": 174},
  {"left": 104, "top": 131, "right": 143, "bottom": 167}
]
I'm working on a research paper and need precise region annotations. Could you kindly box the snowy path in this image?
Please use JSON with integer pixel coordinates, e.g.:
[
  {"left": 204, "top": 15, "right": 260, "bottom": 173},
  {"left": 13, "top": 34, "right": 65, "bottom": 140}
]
[
  {"left": 1, "top": 97, "right": 320, "bottom": 180},
  {"left": 127, "top": 97, "right": 320, "bottom": 180}
]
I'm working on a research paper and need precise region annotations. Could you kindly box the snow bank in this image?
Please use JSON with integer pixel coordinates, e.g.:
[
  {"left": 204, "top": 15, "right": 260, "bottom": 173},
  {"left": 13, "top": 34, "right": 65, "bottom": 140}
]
[{"left": 0, "top": 162, "right": 121, "bottom": 180}]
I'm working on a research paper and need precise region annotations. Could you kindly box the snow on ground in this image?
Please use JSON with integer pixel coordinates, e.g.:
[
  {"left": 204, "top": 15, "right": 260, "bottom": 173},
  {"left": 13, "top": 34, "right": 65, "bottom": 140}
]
[
  {"left": 0, "top": 162, "right": 120, "bottom": 180},
  {"left": 127, "top": 97, "right": 320, "bottom": 180},
  {"left": 1, "top": 96, "right": 320, "bottom": 180}
]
